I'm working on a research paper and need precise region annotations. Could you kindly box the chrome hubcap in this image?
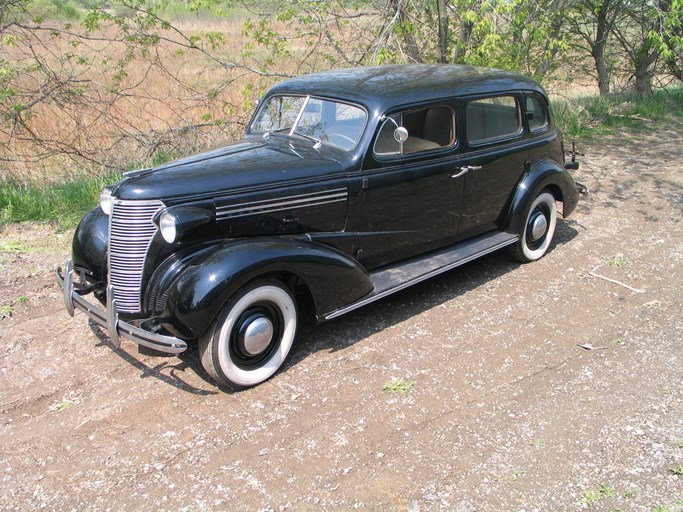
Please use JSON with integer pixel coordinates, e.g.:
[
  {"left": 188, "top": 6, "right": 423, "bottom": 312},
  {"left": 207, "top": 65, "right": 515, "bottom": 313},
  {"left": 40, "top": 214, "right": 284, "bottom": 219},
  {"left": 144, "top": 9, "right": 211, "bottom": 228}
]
[
  {"left": 529, "top": 212, "right": 548, "bottom": 241},
  {"left": 242, "top": 317, "right": 274, "bottom": 355}
]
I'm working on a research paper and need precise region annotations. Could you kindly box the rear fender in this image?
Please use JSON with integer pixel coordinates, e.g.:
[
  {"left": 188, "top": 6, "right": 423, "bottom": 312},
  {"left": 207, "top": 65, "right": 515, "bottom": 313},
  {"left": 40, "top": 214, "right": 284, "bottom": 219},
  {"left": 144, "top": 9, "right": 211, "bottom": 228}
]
[
  {"left": 505, "top": 159, "right": 579, "bottom": 236},
  {"left": 161, "top": 237, "right": 372, "bottom": 340}
]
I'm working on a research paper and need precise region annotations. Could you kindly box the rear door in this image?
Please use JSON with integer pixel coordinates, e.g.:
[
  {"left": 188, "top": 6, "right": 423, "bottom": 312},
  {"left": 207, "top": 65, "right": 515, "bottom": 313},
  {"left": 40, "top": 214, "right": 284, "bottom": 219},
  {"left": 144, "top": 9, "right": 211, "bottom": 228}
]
[{"left": 456, "top": 94, "right": 528, "bottom": 238}]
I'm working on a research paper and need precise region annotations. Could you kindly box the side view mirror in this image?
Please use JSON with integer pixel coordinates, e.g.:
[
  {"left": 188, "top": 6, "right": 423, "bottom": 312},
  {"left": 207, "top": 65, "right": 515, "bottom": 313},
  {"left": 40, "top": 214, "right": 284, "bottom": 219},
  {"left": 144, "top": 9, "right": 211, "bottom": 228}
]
[{"left": 394, "top": 127, "right": 409, "bottom": 142}]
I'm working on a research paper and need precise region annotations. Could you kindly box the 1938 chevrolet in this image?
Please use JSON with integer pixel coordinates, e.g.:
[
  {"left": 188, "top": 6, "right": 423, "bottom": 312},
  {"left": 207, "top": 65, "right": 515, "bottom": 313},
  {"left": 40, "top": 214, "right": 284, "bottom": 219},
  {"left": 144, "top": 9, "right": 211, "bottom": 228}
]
[{"left": 57, "top": 64, "right": 583, "bottom": 389}]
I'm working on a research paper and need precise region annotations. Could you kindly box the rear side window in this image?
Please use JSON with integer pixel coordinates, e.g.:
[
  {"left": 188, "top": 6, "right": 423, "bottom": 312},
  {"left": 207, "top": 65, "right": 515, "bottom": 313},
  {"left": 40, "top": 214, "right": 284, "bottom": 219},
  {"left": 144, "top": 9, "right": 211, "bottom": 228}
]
[
  {"left": 526, "top": 95, "right": 549, "bottom": 132},
  {"left": 466, "top": 96, "right": 521, "bottom": 145}
]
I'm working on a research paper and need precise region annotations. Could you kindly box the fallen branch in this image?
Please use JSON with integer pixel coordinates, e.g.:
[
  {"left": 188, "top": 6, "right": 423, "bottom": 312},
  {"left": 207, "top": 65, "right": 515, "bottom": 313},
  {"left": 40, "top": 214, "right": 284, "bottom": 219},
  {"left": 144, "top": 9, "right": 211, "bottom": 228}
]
[
  {"left": 588, "top": 272, "right": 645, "bottom": 294},
  {"left": 578, "top": 343, "right": 608, "bottom": 350}
]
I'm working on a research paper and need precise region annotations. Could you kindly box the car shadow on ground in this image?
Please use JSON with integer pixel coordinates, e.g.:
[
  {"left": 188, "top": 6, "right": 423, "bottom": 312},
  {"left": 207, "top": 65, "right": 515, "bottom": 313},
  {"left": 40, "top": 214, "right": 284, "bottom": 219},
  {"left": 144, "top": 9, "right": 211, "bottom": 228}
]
[
  {"left": 88, "top": 322, "right": 219, "bottom": 395},
  {"left": 289, "top": 220, "right": 579, "bottom": 366},
  {"left": 89, "top": 220, "right": 578, "bottom": 394}
]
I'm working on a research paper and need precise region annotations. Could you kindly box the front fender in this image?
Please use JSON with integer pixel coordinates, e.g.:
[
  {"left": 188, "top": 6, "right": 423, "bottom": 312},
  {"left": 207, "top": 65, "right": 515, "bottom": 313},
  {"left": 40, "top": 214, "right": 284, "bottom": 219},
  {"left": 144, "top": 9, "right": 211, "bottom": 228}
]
[
  {"left": 161, "top": 237, "right": 373, "bottom": 340},
  {"left": 72, "top": 206, "right": 109, "bottom": 283},
  {"left": 505, "top": 159, "right": 579, "bottom": 236}
]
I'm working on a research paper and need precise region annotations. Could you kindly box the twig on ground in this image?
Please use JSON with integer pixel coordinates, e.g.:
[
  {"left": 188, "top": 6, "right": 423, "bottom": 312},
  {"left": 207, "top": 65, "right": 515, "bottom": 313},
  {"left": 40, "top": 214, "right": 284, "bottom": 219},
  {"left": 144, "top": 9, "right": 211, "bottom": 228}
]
[{"left": 588, "top": 272, "right": 645, "bottom": 293}]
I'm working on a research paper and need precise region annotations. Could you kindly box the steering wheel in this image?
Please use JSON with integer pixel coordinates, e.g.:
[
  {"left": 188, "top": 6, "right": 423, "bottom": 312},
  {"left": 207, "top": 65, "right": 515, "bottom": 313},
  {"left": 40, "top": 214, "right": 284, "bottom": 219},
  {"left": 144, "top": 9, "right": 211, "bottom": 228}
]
[{"left": 327, "top": 132, "right": 356, "bottom": 149}]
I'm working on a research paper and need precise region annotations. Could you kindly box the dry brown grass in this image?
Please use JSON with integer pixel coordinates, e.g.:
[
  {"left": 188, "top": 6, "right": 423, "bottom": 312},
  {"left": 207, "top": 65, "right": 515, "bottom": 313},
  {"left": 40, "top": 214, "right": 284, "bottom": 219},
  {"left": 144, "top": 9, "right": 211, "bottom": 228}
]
[
  {"left": 1, "top": 18, "right": 274, "bottom": 179},
  {"left": 3, "top": 9, "right": 632, "bottom": 181},
  {"left": 1, "top": 8, "right": 372, "bottom": 180}
]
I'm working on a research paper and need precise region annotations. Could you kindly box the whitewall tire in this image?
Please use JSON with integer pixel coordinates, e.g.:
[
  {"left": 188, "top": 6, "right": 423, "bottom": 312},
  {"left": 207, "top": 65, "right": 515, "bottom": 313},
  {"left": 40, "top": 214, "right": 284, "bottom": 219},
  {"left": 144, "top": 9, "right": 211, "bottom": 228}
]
[
  {"left": 511, "top": 191, "right": 558, "bottom": 262},
  {"left": 199, "top": 280, "right": 297, "bottom": 389}
]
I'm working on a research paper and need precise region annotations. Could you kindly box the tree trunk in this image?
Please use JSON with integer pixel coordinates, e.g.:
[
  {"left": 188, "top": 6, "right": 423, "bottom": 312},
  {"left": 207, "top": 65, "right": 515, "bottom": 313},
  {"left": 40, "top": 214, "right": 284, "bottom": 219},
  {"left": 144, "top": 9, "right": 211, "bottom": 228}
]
[
  {"left": 592, "top": 40, "right": 611, "bottom": 96},
  {"left": 452, "top": 21, "right": 472, "bottom": 63},
  {"left": 436, "top": 0, "right": 449, "bottom": 63},
  {"left": 391, "top": 0, "right": 421, "bottom": 62},
  {"left": 634, "top": 44, "right": 658, "bottom": 98},
  {"left": 593, "top": 0, "right": 612, "bottom": 97},
  {"left": 634, "top": 66, "right": 651, "bottom": 98}
]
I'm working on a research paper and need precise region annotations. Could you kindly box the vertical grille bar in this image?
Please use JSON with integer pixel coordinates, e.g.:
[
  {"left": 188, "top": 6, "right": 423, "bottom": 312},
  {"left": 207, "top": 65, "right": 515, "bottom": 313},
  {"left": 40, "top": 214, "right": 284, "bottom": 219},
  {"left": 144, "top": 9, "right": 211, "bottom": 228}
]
[{"left": 109, "top": 199, "right": 164, "bottom": 313}]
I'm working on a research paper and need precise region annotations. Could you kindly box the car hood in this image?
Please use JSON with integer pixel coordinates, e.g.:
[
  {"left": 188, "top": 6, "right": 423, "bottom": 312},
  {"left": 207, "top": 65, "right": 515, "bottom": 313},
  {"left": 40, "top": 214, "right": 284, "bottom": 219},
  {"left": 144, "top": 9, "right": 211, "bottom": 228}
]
[{"left": 113, "top": 138, "right": 346, "bottom": 201}]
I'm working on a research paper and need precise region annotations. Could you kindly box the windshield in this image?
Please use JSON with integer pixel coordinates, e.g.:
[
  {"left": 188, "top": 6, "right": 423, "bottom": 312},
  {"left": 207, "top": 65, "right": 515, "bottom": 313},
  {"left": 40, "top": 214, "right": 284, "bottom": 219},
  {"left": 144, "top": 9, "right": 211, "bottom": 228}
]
[{"left": 249, "top": 95, "right": 367, "bottom": 151}]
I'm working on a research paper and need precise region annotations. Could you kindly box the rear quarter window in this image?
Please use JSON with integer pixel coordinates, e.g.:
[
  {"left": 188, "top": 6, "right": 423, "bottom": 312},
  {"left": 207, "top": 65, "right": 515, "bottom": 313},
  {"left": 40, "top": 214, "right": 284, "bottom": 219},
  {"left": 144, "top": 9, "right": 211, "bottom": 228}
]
[
  {"left": 466, "top": 96, "right": 521, "bottom": 145},
  {"left": 526, "top": 95, "right": 550, "bottom": 133}
]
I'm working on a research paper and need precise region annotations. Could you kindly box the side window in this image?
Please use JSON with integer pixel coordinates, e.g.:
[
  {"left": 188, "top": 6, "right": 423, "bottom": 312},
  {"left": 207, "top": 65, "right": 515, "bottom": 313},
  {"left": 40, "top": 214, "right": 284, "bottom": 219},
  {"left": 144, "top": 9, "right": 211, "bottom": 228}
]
[
  {"left": 373, "top": 105, "right": 455, "bottom": 157},
  {"left": 526, "top": 95, "right": 549, "bottom": 132},
  {"left": 466, "top": 96, "right": 521, "bottom": 145}
]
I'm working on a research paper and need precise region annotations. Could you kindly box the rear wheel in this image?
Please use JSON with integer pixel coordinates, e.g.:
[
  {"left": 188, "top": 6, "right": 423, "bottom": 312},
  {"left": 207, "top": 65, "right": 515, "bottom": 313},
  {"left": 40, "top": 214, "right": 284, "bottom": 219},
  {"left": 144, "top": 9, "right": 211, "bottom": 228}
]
[
  {"left": 510, "top": 190, "right": 557, "bottom": 262},
  {"left": 199, "top": 280, "right": 297, "bottom": 389}
]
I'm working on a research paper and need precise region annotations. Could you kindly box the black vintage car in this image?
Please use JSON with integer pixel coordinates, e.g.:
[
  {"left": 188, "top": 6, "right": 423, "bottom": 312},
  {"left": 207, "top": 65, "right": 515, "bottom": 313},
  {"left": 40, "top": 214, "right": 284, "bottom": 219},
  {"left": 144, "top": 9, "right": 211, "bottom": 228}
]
[{"left": 57, "top": 64, "right": 583, "bottom": 389}]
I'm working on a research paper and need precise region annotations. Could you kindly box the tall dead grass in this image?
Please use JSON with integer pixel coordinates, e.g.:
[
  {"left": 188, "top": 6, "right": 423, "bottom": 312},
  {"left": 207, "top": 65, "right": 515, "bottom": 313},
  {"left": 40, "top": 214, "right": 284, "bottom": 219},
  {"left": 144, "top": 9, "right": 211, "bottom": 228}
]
[
  {"left": 1, "top": 3, "right": 392, "bottom": 181},
  {"left": 1, "top": 17, "right": 284, "bottom": 180}
]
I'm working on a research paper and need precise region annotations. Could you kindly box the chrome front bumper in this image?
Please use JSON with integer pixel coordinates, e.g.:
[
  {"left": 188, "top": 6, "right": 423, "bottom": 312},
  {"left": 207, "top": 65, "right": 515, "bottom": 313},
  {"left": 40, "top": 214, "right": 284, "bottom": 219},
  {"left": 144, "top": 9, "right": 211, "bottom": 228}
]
[{"left": 56, "top": 258, "right": 187, "bottom": 354}]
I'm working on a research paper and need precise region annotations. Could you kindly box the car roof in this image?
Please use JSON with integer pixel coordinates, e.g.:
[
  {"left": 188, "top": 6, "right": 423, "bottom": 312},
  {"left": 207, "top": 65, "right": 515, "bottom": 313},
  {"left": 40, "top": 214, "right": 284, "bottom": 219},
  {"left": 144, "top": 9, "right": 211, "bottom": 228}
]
[{"left": 266, "top": 64, "right": 547, "bottom": 112}]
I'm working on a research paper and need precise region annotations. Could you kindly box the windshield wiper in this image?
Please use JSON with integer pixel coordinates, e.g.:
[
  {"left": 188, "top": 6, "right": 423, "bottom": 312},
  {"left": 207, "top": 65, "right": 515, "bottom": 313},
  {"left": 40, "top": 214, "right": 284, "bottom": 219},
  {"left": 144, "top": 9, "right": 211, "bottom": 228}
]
[{"left": 292, "top": 131, "right": 321, "bottom": 149}]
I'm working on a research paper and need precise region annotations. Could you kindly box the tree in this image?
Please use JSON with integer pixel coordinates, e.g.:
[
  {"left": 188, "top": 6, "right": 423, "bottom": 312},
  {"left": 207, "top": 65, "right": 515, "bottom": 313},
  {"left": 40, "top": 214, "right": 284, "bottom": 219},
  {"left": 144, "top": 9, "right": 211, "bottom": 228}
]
[
  {"left": 611, "top": 0, "right": 660, "bottom": 97},
  {"left": 647, "top": 0, "right": 683, "bottom": 82},
  {"left": 563, "top": 0, "right": 622, "bottom": 96},
  {"left": 2, "top": 0, "right": 681, "bottom": 179},
  {"left": 0, "top": 1, "right": 271, "bottom": 178},
  {"left": 436, "top": 0, "right": 449, "bottom": 63}
]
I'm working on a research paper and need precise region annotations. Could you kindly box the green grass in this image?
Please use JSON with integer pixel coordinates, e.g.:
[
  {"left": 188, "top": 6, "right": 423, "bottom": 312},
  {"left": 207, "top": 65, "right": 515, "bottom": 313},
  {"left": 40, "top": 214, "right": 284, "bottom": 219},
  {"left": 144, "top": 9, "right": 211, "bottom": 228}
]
[
  {"left": 0, "top": 240, "right": 26, "bottom": 252},
  {"left": 608, "top": 255, "right": 628, "bottom": 268},
  {"left": 383, "top": 377, "right": 414, "bottom": 394},
  {"left": 28, "top": 0, "right": 245, "bottom": 22},
  {"left": 580, "top": 483, "right": 617, "bottom": 506},
  {"left": 48, "top": 392, "right": 82, "bottom": 412},
  {"left": 0, "top": 174, "right": 118, "bottom": 228},
  {"left": 553, "top": 86, "right": 683, "bottom": 138}
]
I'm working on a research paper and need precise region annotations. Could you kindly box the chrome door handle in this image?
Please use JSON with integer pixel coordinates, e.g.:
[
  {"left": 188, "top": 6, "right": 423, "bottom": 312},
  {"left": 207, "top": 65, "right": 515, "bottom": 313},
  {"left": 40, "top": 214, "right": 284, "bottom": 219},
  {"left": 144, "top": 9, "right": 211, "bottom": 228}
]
[{"left": 450, "top": 165, "right": 482, "bottom": 178}]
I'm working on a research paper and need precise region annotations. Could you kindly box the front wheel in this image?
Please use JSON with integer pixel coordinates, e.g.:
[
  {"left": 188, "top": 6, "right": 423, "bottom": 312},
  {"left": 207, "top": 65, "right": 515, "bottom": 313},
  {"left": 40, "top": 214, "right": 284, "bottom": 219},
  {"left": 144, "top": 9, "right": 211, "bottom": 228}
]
[
  {"left": 199, "top": 280, "right": 298, "bottom": 389},
  {"left": 510, "top": 191, "right": 558, "bottom": 262}
]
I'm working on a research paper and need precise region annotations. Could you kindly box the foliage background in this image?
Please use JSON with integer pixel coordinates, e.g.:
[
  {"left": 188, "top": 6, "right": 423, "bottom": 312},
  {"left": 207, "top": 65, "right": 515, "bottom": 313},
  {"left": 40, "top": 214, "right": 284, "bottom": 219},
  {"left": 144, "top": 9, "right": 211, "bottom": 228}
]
[{"left": 0, "top": 0, "right": 681, "bottom": 197}]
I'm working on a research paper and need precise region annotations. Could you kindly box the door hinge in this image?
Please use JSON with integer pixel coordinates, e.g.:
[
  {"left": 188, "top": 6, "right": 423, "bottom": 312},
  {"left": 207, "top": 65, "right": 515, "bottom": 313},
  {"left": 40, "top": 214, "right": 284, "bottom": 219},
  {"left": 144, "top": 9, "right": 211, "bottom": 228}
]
[{"left": 361, "top": 178, "right": 369, "bottom": 190}]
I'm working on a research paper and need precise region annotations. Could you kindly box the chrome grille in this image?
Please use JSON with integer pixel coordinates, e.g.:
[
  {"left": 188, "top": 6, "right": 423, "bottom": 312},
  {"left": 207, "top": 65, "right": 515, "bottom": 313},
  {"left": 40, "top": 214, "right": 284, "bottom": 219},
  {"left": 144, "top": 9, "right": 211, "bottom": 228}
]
[{"left": 109, "top": 199, "right": 164, "bottom": 313}]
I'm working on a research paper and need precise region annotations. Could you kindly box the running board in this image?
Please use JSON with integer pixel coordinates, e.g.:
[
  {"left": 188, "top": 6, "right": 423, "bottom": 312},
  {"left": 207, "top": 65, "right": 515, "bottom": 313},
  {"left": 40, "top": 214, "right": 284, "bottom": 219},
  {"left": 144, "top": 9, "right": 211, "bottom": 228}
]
[{"left": 323, "top": 231, "right": 518, "bottom": 321}]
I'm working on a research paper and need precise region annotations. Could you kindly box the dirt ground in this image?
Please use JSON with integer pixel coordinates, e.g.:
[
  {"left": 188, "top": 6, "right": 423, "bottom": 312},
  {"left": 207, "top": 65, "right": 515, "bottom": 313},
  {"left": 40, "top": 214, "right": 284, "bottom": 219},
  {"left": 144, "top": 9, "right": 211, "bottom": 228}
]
[{"left": 1, "top": 120, "right": 682, "bottom": 511}]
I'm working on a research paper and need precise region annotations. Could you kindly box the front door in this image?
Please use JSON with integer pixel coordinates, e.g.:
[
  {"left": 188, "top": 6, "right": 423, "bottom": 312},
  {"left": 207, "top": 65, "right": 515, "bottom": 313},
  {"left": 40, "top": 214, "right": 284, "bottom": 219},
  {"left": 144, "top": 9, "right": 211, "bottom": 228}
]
[{"left": 346, "top": 104, "right": 465, "bottom": 269}]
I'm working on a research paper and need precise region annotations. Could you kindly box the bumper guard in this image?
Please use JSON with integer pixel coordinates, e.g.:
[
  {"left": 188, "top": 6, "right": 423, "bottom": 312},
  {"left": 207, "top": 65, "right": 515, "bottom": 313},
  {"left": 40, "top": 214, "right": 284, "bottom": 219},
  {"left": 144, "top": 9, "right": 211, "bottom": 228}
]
[{"left": 56, "top": 258, "right": 187, "bottom": 354}]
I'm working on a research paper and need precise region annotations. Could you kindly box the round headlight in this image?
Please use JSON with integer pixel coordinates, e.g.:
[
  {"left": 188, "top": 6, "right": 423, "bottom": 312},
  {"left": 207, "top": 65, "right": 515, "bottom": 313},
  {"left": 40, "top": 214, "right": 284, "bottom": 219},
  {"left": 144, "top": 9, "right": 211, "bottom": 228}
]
[
  {"left": 159, "top": 211, "right": 178, "bottom": 243},
  {"left": 99, "top": 187, "right": 113, "bottom": 215}
]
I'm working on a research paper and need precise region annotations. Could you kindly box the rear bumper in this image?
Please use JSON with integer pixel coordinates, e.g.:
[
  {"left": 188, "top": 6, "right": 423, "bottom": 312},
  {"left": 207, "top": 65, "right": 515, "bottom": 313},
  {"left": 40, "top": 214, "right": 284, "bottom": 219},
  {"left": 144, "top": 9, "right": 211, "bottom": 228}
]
[{"left": 56, "top": 258, "right": 187, "bottom": 354}]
